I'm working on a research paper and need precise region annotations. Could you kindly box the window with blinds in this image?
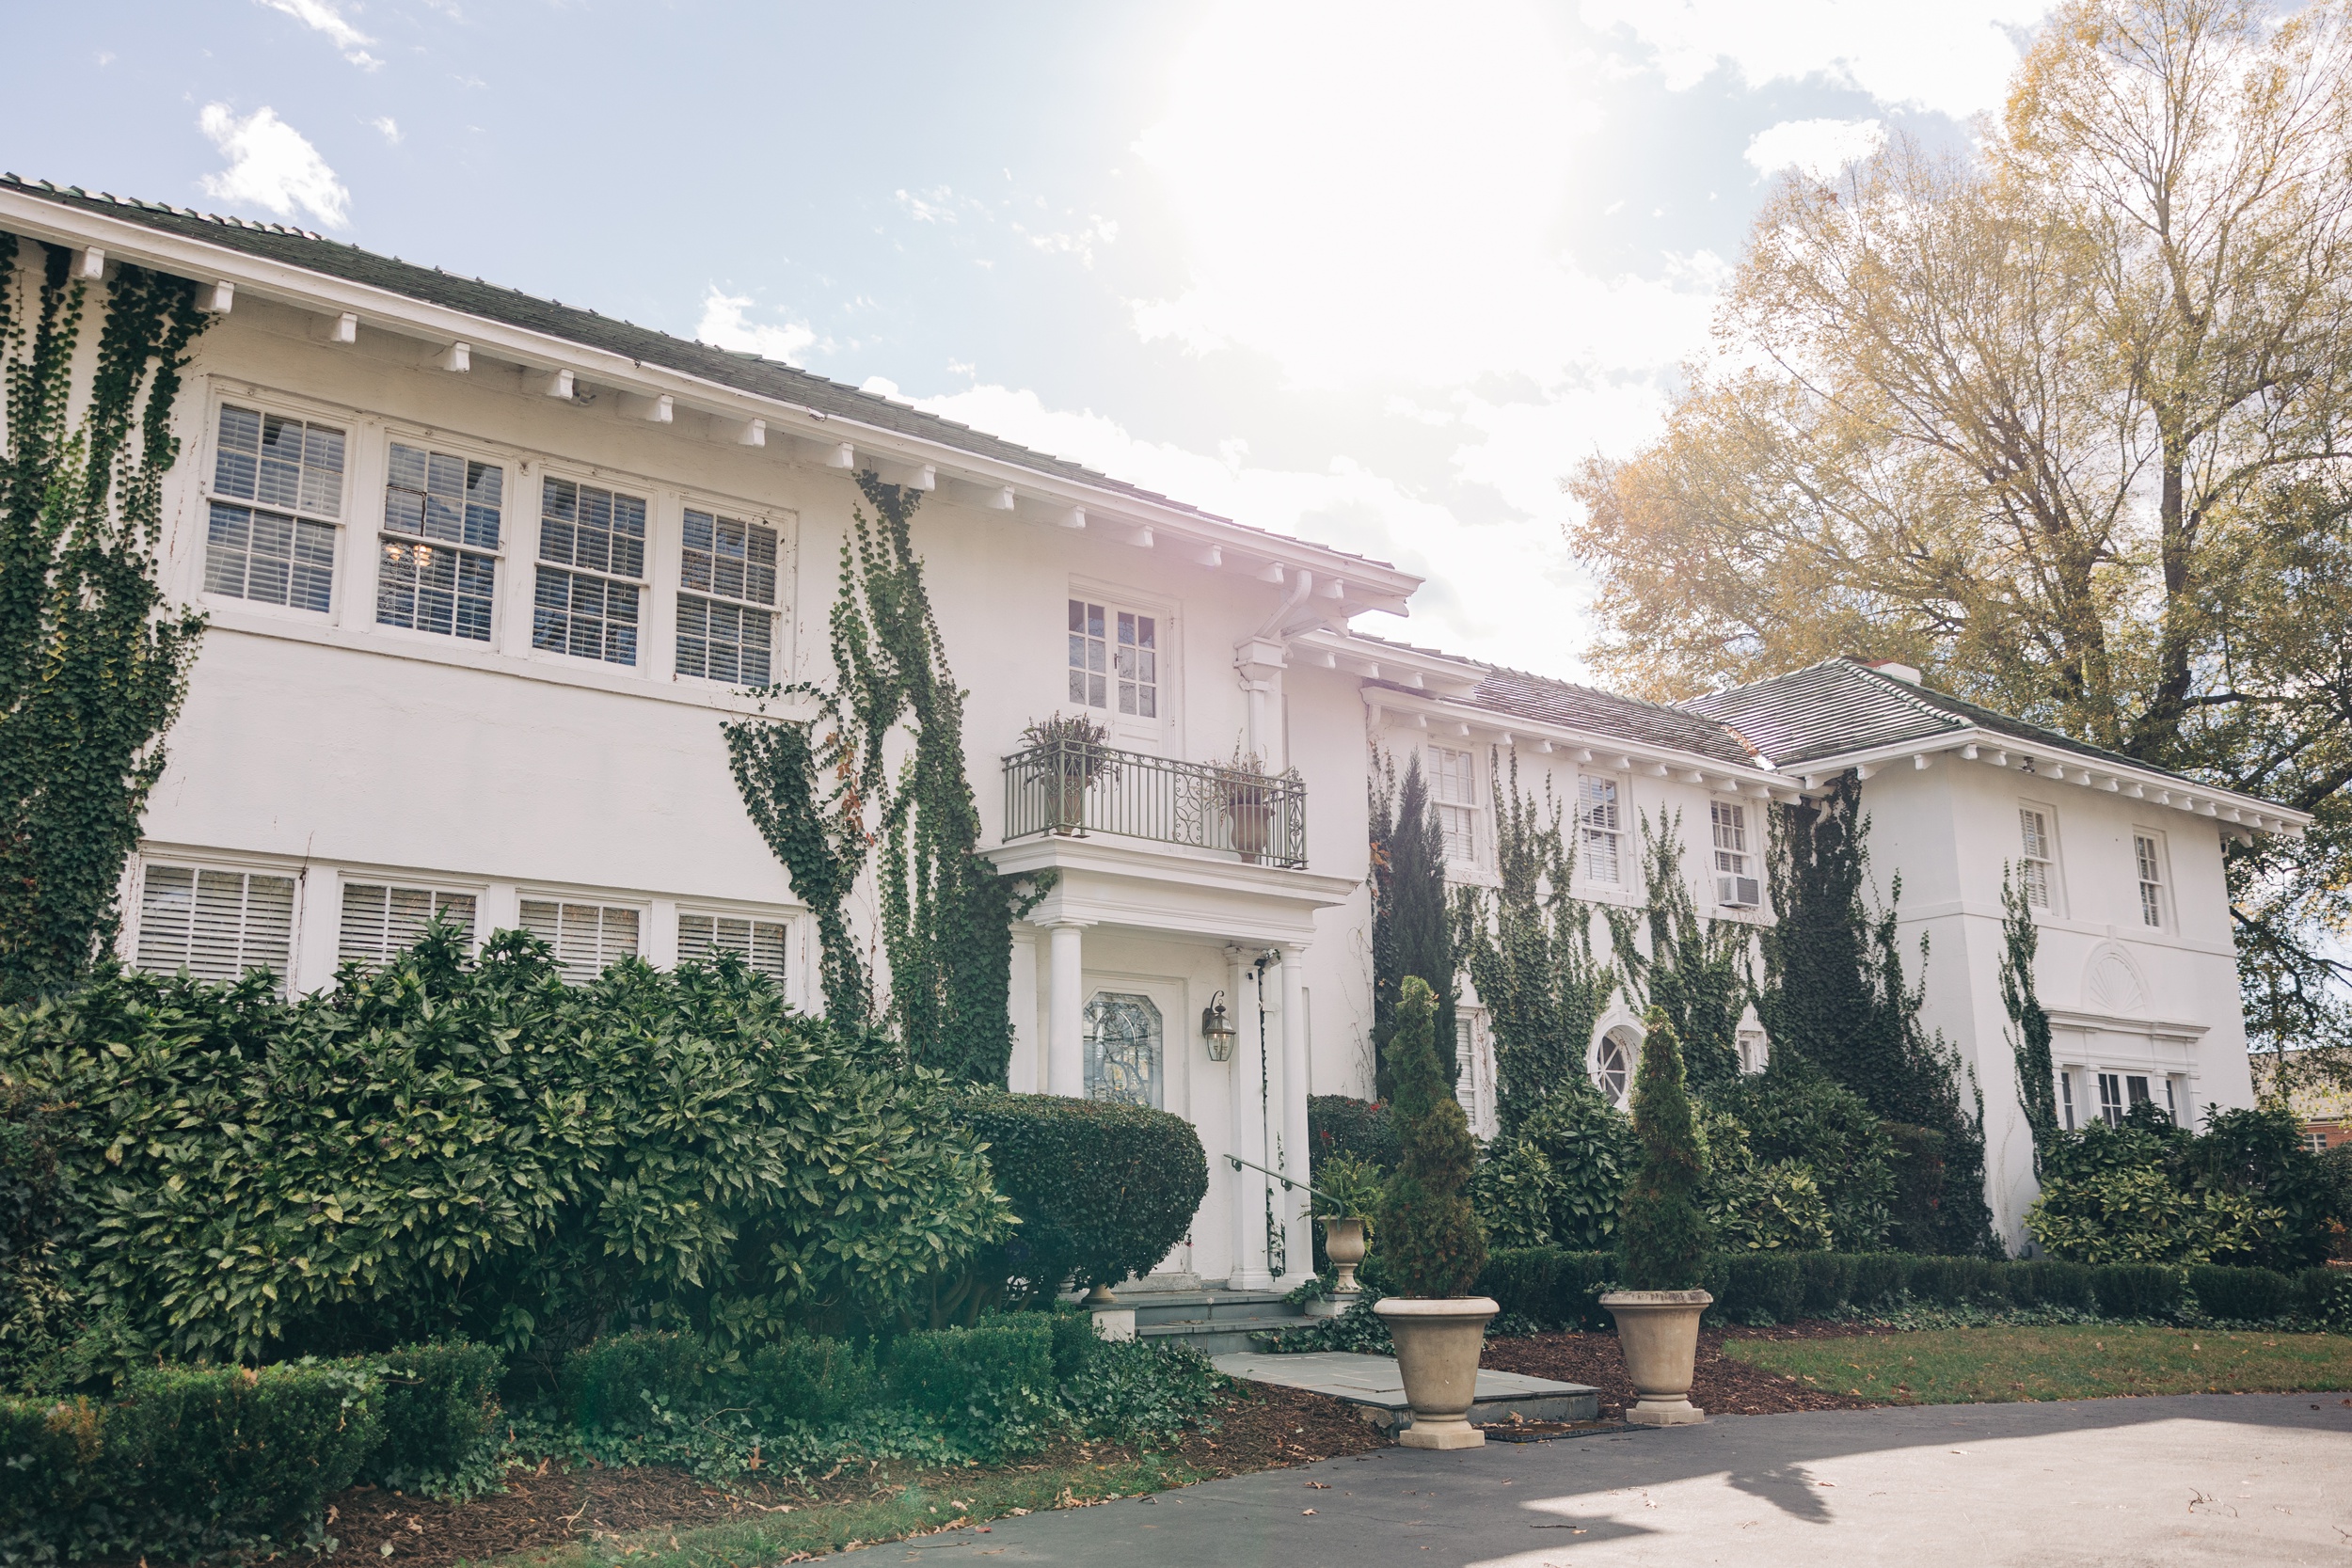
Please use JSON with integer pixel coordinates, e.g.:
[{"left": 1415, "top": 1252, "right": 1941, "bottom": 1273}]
[
  {"left": 206, "top": 404, "right": 342, "bottom": 611},
  {"left": 676, "top": 508, "right": 779, "bottom": 685},
  {"left": 677, "top": 911, "right": 790, "bottom": 985},
  {"left": 1430, "top": 746, "right": 1478, "bottom": 864},
  {"left": 135, "top": 863, "right": 295, "bottom": 990},
  {"left": 1579, "top": 774, "right": 1622, "bottom": 884},
  {"left": 2020, "top": 805, "right": 2057, "bottom": 908},
  {"left": 534, "top": 478, "right": 645, "bottom": 666},
  {"left": 379, "top": 443, "right": 503, "bottom": 641},
  {"left": 339, "top": 883, "right": 478, "bottom": 966},
  {"left": 2133, "top": 831, "right": 2166, "bottom": 928},
  {"left": 519, "top": 898, "right": 640, "bottom": 983}
]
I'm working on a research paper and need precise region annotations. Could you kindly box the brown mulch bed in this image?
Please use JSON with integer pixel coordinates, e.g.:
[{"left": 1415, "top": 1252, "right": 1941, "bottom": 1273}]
[
  {"left": 307, "top": 1381, "right": 1384, "bottom": 1568},
  {"left": 1483, "top": 1327, "right": 1883, "bottom": 1419}
]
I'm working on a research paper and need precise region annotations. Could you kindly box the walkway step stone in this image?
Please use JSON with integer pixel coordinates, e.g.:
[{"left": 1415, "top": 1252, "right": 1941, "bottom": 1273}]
[{"left": 1212, "top": 1349, "right": 1600, "bottom": 1432}]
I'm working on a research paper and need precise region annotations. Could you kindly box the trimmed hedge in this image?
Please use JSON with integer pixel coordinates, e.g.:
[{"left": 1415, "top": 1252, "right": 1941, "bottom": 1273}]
[
  {"left": 1476, "top": 1245, "right": 2352, "bottom": 1328},
  {"left": 1310, "top": 1095, "right": 1397, "bottom": 1173},
  {"left": 369, "top": 1340, "right": 503, "bottom": 1491},
  {"left": 886, "top": 1317, "right": 1059, "bottom": 1442},
  {"left": 561, "top": 1330, "right": 711, "bottom": 1432},
  {"left": 745, "top": 1335, "right": 876, "bottom": 1428},
  {"left": 953, "top": 1091, "right": 1208, "bottom": 1299},
  {"left": 0, "top": 1397, "right": 106, "bottom": 1553}
]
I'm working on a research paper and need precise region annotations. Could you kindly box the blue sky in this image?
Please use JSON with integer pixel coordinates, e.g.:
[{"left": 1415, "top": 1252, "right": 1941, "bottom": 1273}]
[{"left": 5, "top": 1, "right": 2049, "bottom": 675}]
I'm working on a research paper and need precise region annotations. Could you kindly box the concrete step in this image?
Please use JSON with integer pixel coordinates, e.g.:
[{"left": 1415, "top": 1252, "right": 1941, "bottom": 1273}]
[
  {"left": 1136, "top": 1316, "right": 1307, "bottom": 1357},
  {"left": 1126, "top": 1290, "right": 1294, "bottom": 1327},
  {"left": 1211, "top": 1349, "right": 1602, "bottom": 1431}
]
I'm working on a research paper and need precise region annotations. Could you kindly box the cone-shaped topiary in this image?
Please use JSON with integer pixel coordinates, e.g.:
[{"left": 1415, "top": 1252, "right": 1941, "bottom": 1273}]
[
  {"left": 1375, "top": 974, "right": 1487, "bottom": 1297},
  {"left": 1616, "top": 1005, "right": 1713, "bottom": 1291}
]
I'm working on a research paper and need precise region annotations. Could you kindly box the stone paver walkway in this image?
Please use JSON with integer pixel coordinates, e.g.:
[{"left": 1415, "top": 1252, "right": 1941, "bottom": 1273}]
[
  {"left": 1211, "top": 1351, "right": 1600, "bottom": 1428},
  {"left": 900, "top": 1393, "right": 2352, "bottom": 1566}
]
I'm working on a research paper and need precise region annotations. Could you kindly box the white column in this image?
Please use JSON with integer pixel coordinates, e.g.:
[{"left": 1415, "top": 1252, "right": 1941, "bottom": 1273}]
[
  {"left": 1277, "top": 943, "right": 1314, "bottom": 1287},
  {"left": 1226, "top": 946, "right": 1272, "bottom": 1290},
  {"left": 1044, "top": 920, "right": 1088, "bottom": 1098}
]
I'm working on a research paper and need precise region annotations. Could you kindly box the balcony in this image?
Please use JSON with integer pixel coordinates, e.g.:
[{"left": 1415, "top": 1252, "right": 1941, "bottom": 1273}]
[{"left": 1002, "top": 738, "right": 1308, "bottom": 869}]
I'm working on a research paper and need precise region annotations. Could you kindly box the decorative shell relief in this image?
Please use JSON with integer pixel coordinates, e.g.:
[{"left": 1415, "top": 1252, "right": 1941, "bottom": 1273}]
[{"left": 2082, "top": 942, "right": 2151, "bottom": 1017}]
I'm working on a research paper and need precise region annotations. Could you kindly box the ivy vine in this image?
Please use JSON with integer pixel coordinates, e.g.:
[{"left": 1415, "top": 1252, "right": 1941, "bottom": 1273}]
[
  {"left": 724, "top": 472, "right": 1041, "bottom": 1081},
  {"left": 1624, "top": 810, "right": 1746, "bottom": 1092},
  {"left": 2001, "top": 865, "right": 2058, "bottom": 1173},
  {"left": 0, "top": 236, "right": 209, "bottom": 1005},
  {"left": 1369, "top": 749, "right": 1455, "bottom": 1096}
]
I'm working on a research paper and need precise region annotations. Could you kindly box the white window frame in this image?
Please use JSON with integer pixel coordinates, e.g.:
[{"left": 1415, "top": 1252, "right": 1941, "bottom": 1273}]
[
  {"left": 674, "top": 502, "right": 786, "bottom": 688},
  {"left": 2019, "top": 800, "right": 2062, "bottom": 914},
  {"left": 532, "top": 471, "right": 650, "bottom": 668},
  {"left": 336, "top": 876, "right": 483, "bottom": 968},
  {"left": 2132, "top": 828, "right": 2169, "bottom": 931},
  {"left": 676, "top": 906, "right": 795, "bottom": 989},
  {"left": 1737, "top": 1028, "right": 1767, "bottom": 1074},
  {"left": 1710, "top": 798, "right": 1761, "bottom": 911},
  {"left": 373, "top": 431, "right": 511, "bottom": 648},
  {"left": 2096, "top": 1069, "right": 2124, "bottom": 1127},
  {"left": 1577, "top": 773, "right": 1627, "bottom": 889},
  {"left": 199, "top": 392, "right": 350, "bottom": 619},
  {"left": 1429, "top": 745, "right": 1482, "bottom": 869},
  {"left": 126, "top": 853, "right": 303, "bottom": 995},
  {"left": 1064, "top": 583, "right": 1174, "bottom": 745},
  {"left": 2058, "top": 1066, "right": 2077, "bottom": 1131},
  {"left": 518, "top": 895, "right": 645, "bottom": 984}
]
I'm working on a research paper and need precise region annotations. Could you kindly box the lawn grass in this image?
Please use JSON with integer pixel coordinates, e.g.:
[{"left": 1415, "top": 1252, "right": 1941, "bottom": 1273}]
[
  {"left": 1723, "top": 1324, "right": 2352, "bottom": 1405},
  {"left": 486, "top": 1450, "right": 1213, "bottom": 1568}
]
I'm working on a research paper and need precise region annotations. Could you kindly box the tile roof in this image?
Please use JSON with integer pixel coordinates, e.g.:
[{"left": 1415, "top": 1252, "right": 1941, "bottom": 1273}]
[{"left": 0, "top": 176, "right": 1396, "bottom": 575}]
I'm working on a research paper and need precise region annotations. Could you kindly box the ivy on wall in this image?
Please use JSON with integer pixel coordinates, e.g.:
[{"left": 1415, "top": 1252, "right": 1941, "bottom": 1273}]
[
  {"left": 2001, "top": 866, "right": 2059, "bottom": 1174},
  {"left": 724, "top": 474, "right": 1040, "bottom": 1080},
  {"left": 1625, "top": 811, "right": 1746, "bottom": 1092},
  {"left": 1369, "top": 750, "right": 1454, "bottom": 1096},
  {"left": 0, "top": 237, "right": 209, "bottom": 1005}
]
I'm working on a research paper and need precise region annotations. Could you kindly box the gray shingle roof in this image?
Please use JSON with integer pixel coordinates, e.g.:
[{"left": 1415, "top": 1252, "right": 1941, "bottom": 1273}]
[
  {"left": 0, "top": 176, "right": 1395, "bottom": 573},
  {"left": 1445, "top": 667, "right": 1763, "bottom": 768}
]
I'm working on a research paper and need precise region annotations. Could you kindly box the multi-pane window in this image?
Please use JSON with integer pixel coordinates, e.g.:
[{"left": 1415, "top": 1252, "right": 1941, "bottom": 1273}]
[
  {"left": 2059, "top": 1069, "right": 2077, "bottom": 1131},
  {"left": 1579, "top": 774, "right": 1623, "bottom": 884},
  {"left": 2134, "top": 832, "right": 2165, "bottom": 928},
  {"left": 338, "top": 883, "right": 477, "bottom": 967},
  {"left": 677, "top": 911, "right": 789, "bottom": 985},
  {"left": 676, "top": 509, "right": 778, "bottom": 685},
  {"left": 535, "top": 478, "right": 645, "bottom": 665},
  {"left": 1066, "top": 599, "right": 1157, "bottom": 718},
  {"left": 1431, "top": 746, "right": 1478, "bottom": 864},
  {"left": 206, "top": 404, "right": 342, "bottom": 611},
  {"left": 1738, "top": 1029, "right": 1766, "bottom": 1073},
  {"left": 134, "top": 863, "right": 295, "bottom": 991},
  {"left": 519, "top": 898, "right": 641, "bottom": 984},
  {"left": 2019, "top": 807, "right": 2056, "bottom": 908},
  {"left": 379, "top": 443, "right": 503, "bottom": 641},
  {"left": 1454, "top": 1017, "right": 1479, "bottom": 1120},
  {"left": 1595, "top": 1031, "right": 1633, "bottom": 1108},
  {"left": 2097, "top": 1070, "right": 2124, "bottom": 1127},
  {"left": 1711, "top": 800, "right": 1750, "bottom": 876}
]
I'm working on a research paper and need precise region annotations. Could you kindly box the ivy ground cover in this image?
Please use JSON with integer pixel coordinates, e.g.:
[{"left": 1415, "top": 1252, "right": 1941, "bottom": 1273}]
[{"left": 1723, "top": 1324, "right": 2352, "bottom": 1404}]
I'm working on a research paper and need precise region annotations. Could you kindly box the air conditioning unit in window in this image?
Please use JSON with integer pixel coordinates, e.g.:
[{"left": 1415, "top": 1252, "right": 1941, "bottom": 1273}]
[{"left": 1718, "top": 874, "right": 1761, "bottom": 909}]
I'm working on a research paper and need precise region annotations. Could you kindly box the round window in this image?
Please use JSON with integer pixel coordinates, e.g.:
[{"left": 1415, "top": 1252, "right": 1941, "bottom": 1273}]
[{"left": 1595, "top": 1031, "right": 1636, "bottom": 1108}]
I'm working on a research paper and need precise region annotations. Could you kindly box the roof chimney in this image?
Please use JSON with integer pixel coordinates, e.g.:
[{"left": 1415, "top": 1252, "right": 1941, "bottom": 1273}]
[{"left": 1866, "top": 659, "right": 1922, "bottom": 686}]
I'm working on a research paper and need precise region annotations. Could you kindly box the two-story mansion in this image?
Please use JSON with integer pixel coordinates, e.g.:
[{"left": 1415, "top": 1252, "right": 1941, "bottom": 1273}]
[{"left": 1, "top": 176, "right": 2309, "bottom": 1275}]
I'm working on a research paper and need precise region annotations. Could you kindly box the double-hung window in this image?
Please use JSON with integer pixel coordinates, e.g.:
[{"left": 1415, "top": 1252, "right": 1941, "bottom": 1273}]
[
  {"left": 676, "top": 509, "right": 779, "bottom": 685},
  {"left": 2059, "top": 1069, "right": 2077, "bottom": 1131},
  {"left": 1712, "top": 800, "right": 1760, "bottom": 907},
  {"left": 1579, "top": 774, "right": 1623, "bottom": 885},
  {"left": 2134, "top": 832, "right": 2166, "bottom": 928},
  {"left": 338, "top": 882, "right": 477, "bottom": 966},
  {"left": 1067, "top": 599, "right": 1157, "bottom": 719},
  {"left": 206, "top": 404, "right": 342, "bottom": 611},
  {"left": 534, "top": 478, "right": 646, "bottom": 665},
  {"left": 520, "top": 898, "right": 640, "bottom": 983},
  {"left": 379, "top": 442, "right": 503, "bottom": 641},
  {"left": 679, "top": 911, "right": 790, "bottom": 985},
  {"left": 1431, "top": 746, "right": 1478, "bottom": 865},
  {"left": 2097, "top": 1070, "right": 2124, "bottom": 1126},
  {"left": 134, "top": 863, "right": 296, "bottom": 991},
  {"left": 2019, "top": 805, "right": 2057, "bottom": 909}
]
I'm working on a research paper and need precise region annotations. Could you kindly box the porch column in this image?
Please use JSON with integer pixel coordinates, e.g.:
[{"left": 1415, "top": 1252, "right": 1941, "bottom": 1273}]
[
  {"left": 1226, "top": 945, "right": 1273, "bottom": 1291},
  {"left": 1042, "top": 919, "right": 1089, "bottom": 1098},
  {"left": 1277, "top": 943, "right": 1314, "bottom": 1287}
]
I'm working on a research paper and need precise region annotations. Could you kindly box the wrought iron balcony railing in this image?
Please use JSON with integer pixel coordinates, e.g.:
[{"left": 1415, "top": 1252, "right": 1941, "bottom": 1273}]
[{"left": 1003, "top": 738, "right": 1308, "bottom": 869}]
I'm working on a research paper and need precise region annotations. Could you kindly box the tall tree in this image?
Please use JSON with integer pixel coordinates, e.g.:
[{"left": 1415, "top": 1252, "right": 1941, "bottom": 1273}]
[
  {"left": 1568, "top": 0, "right": 2352, "bottom": 1073},
  {"left": 1370, "top": 751, "right": 1455, "bottom": 1096},
  {"left": 0, "top": 239, "right": 208, "bottom": 1004}
]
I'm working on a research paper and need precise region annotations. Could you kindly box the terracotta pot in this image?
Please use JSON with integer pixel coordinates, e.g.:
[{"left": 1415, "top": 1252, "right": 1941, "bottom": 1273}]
[
  {"left": 1322, "top": 1216, "right": 1368, "bottom": 1295},
  {"left": 1373, "top": 1295, "right": 1498, "bottom": 1449},
  {"left": 1599, "top": 1290, "right": 1711, "bottom": 1426}
]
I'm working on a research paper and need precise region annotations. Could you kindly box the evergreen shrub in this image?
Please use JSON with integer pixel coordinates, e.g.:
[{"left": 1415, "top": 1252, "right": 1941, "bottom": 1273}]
[
  {"left": 563, "top": 1332, "right": 712, "bottom": 1433},
  {"left": 2188, "top": 1264, "right": 2295, "bottom": 1323},
  {"left": 1715, "top": 1252, "right": 1804, "bottom": 1323},
  {"left": 2296, "top": 1267, "right": 2352, "bottom": 1331},
  {"left": 1375, "top": 976, "right": 1486, "bottom": 1296},
  {"left": 744, "top": 1336, "right": 876, "bottom": 1428},
  {"left": 952, "top": 1091, "right": 1208, "bottom": 1303},
  {"left": 1616, "top": 1008, "right": 1711, "bottom": 1291},
  {"left": 2089, "top": 1264, "right": 2183, "bottom": 1319},
  {"left": 1849, "top": 1252, "right": 1911, "bottom": 1308},
  {"left": 2004, "top": 1259, "right": 2095, "bottom": 1312},
  {"left": 1477, "top": 1248, "right": 1614, "bottom": 1330},
  {"left": 885, "top": 1318, "right": 1058, "bottom": 1442},
  {"left": 368, "top": 1340, "right": 502, "bottom": 1492},
  {"left": 0, "top": 1397, "right": 105, "bottom": 1551},
  {"left": 1797, "top": 1252, "right": 1858, "bottom": 1317},
  {"left": 1310, "top": 1095, "right": 1397, "bottom": 1173}
]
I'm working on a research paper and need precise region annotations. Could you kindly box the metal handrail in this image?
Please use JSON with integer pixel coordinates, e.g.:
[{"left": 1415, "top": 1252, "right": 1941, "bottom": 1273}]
[
  {"left": 1003, "top": 737, "right": 1308, "bottom": 868},
  {"left": 1224, "top": 1152, "right": 1329, "bottom": 1204}
]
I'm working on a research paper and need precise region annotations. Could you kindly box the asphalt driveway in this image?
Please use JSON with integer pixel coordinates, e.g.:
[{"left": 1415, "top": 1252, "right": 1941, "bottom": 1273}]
[{"left": 898, "top": 1393, "right": 2352, "bottom": 1567}]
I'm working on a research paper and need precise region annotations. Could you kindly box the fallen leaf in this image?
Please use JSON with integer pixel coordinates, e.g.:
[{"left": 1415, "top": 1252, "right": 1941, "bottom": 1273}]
[{"left": 1303, "top": 1509, "right": 1318, "bottom": 1515}]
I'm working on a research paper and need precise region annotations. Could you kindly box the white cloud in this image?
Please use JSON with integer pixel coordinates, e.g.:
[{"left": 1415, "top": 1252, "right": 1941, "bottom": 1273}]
[
  {"left": 198, "top": 104, "right": 352, "bottom": 228},
  {"left": 695, "top": 287, "right": 816, "bottom": 365},
  {"left": 372, "top": 116, "right": 401, "bottom": 144},
  {"left": 1744, "top": 117, "right": 1886, "bottom": 181},
  {"left": 258, "top": 0, "right": 381, "bottom": 68},
  {"left": 1579, "top": 0, "right": 2048, "bottom": 119}
]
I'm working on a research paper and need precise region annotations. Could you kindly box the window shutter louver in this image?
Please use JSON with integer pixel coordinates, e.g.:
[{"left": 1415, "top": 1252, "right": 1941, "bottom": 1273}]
[{"left": 135, "top": 863, "right": 294, "bottom": 992}]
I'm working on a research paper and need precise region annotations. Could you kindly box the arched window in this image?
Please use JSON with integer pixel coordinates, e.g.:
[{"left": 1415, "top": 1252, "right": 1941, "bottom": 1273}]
[
  {"left": 1085, "top": 991, "right": 1164, "bottom": 1109},
  {"left": 1595, "top": 1026, "right": 1640, "bottom": 1110}
]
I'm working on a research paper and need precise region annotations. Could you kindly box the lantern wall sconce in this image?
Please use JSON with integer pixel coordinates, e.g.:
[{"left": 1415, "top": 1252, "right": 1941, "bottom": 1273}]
[{"left": 1200, "top": 990, "right": 1237, "bottom": 1062}]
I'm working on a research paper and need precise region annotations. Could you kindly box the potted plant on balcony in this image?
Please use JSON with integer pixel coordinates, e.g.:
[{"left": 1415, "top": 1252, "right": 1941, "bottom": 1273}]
[
  {"left": 1022, "top": 711, "right": 1117, "bottom": 833},
  {"left": 1218, "top": 743, "right": 1296, "bottom": 863},
  {"left": 1373, "top": 975, "right": 1494, "bottom": 1449},
  {"left": 1599, "top": 1006, "right": 1714, "bottom": 1426}
]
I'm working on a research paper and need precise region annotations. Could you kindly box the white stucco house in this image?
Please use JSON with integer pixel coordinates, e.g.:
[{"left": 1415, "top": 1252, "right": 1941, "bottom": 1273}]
[{"left": 0, "top": 176, "right": 2310, "bottom": 1274}]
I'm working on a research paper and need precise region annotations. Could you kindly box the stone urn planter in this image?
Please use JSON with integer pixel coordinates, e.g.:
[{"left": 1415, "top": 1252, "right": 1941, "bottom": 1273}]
[
  {"left": 1599, "top": 1289, "right": 1711, "bottom": 1426},
  {"left": 1374, "top": 1296, "right": 1499, "bottom": 1449},
  {"left": 1322, "top": 1216, "right": 1369, "bottom": 1294}
]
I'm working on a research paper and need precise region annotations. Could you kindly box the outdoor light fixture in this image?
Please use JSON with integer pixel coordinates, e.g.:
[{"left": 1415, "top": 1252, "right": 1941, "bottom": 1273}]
[{"left": 1200, "top": 990, "right": 1237, "bottom": 1062}]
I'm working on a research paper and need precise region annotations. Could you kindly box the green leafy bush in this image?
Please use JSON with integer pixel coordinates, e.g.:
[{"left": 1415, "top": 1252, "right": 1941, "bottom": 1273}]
[
  {"left": 0, "top": 1397, "right": 107, "bottom": 1553},
  {"left": 2188, "top": 1264, "right": 2294, "bottom": 1323},
  {"left": 369, "top": 1340, "right": 503, "bottom": 1495},
  {"left": 1471, "top": 1089, "right": 1633, "bottom": 1251},
  {"left": 885, "top": 1318, "right": 1058, "bottom": 1448},
  {"left": 1617, "top": 1008, "right": 1711, "bottom": 1291},
  {"left": 2296, "top": 1266, "right": 2352, "bottom": 1330},
  {"left": 2003, "top": 1259, "right": 2095, "bottom": 1312},
  {"left": 1714, "top": 1252, "right": 1804, "bottom": 1323},
  {"left": 2089, "top": 1264, "right": 2183, "bottom": 1319},
  {"left": 1849, "top": 1252, "right": 1912, "bottom": 1308},
  {"left": 563, "top": 1331, "right": 714, "bottom": 1433},
  {"left": 1062, "top": 1339, "right": 1222, "bottom": 1447},
  {"left": 1469, "top": 1136, "right": 1559, "bottom": 1250},
  {"left": 0, "top": 934, "right": 1009, "bottom": 1369},
  {"left": 1476, "top": 1248, "right": 1614, "bottom": 1330},
  {"left": 2028, "top": 1165, "right": 2280, "bottom": 1267},
  {"left": 0, "top": 1088, "right": 68, "bottom": 1375},
  {"left": 1375, "top": 977, "right": 1486, "bottom": 1296},
  {"left": 949, "top": 1091, "right": 1208, "bottom": 1307},
  {"left": 1796, "top": 1252, "right": 1858, "bottom": 1317},
  {"left": 2028, "top": 1103, "right": 2328, "bottom": 1271},
  {"left": 1705, "top": 1069, "right": 1898, "bottom": 1251},
  {"left": 1310, "top": 1095, "right": 1397, "bottom": 1172},
  {"left": 745, "top": 1336, "right": 877, "bottom": 1428},
  {"left": 108, "top": 1360, "right": 381, "bottom": 1553},
  {"left": 1699, "top": 1109, "right": 1836, "bottom": 1254}
]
